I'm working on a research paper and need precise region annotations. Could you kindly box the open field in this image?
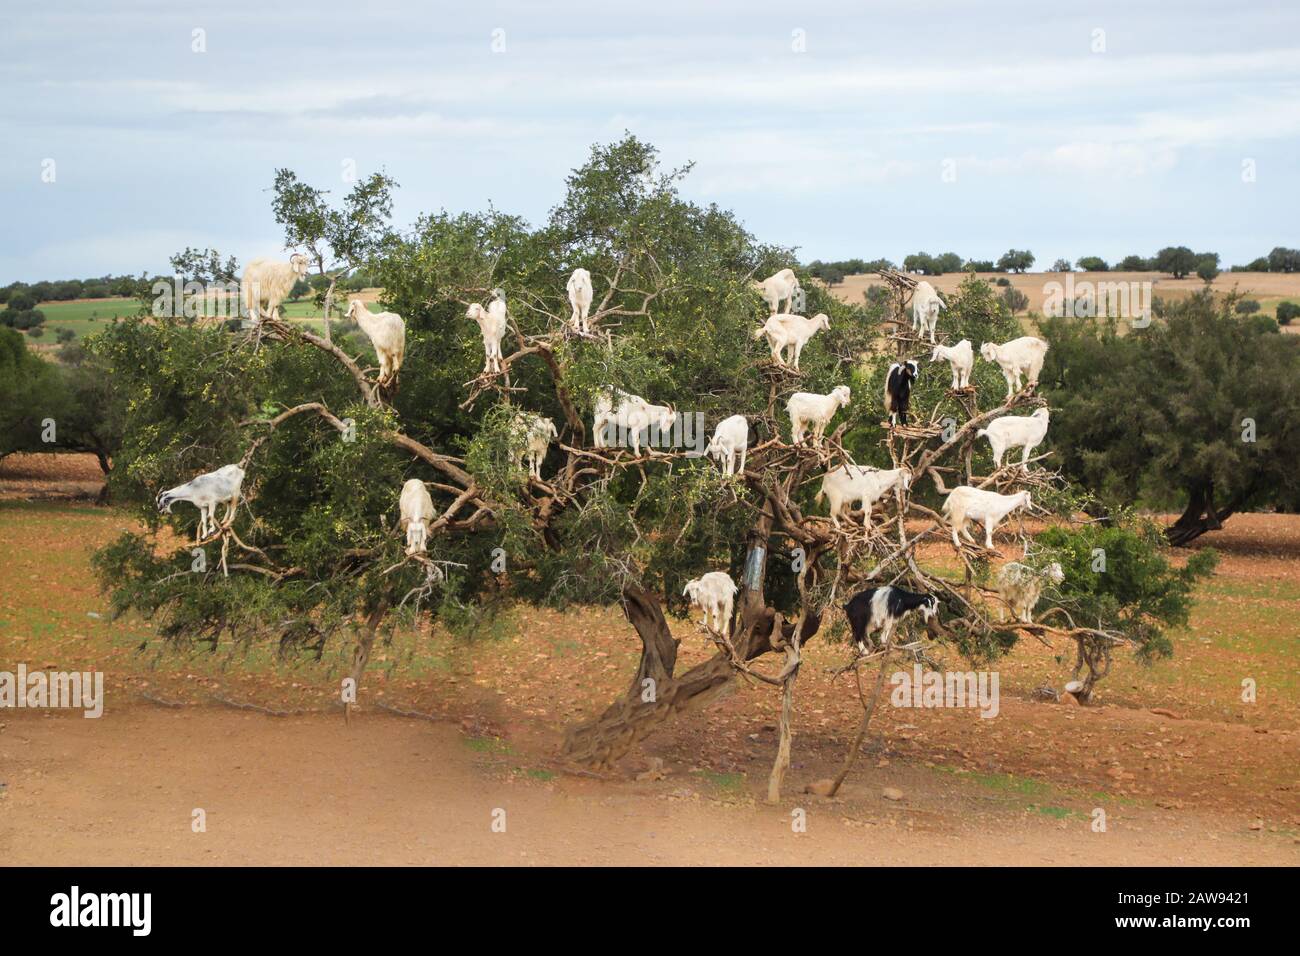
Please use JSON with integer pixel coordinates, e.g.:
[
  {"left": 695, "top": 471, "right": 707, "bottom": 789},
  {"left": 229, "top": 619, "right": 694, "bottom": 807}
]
[
  {"left": 828, "top": 270, "right": 1300, "bottom": 331},
  {"left": 1, "top": 454, "right": 1296, "bottom": 865},
  {"left": 29, "top": 289, "right": 384, "bottom": 345}
]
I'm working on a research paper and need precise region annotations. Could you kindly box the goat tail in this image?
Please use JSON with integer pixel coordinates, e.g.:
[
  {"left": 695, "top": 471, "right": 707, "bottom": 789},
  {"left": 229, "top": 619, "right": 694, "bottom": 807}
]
[
  {"left": 813, "top": 487, "right": 824, "bottom": 505},
  {"left": 751, "top": 326, "right": 767, "bottom": 341}
]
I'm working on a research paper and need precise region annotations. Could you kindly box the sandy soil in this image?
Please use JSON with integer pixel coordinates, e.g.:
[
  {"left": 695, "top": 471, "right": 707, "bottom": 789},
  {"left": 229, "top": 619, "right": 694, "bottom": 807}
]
[
  {"left": 2, "top": 706, "right": 1294, "bottom": 866},
  {"left": 0, "top": 453, "right": 104, "bottom": 501}
]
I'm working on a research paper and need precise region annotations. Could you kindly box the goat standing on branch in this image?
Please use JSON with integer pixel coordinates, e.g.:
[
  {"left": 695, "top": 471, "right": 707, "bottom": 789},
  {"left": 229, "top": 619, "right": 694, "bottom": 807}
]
[
  {"left": 399, "top": 478, "right": 436, "bottom": 555},
  {"left": 346, "top": 299, "right": 406, "bottom": 388},
  {"left": 931, "top": 338, "right": 974, "bottom": 389},
  {"left": 753, "top": 312, "right": 830, "bottom": 369},
  {"left": 566, "top": 268, "right": 594, "bottom": 334},
  {"left": 844, "top": 586, "right": 939, "bottom": 654},
  {"left": 513, "top": 413, "right": 558, "bottom": 480},
  {"left": 911, "top": 280, "right": 944, "bottom": 343},
  {"left": 592, "top": 389, "right": 677, "bottom": 456},
  {"left": 754, "top": 268, "right": 801, "bottom": 315},
  {"left": 787, "top": 385, "right": 851, "bottom": 444},
  {"left": 884, "top": 360, "right": 919, "bottom": 426},
  {"left": 980, "top": 336, "right": 1049, "bottom": 399},
  {"left": 466, "top": 291, "right": 509, "bottom": 375},
  {"left": 242, "top": 253, "right": 310, "bottom": 324},
  {"left": 816, "top": 464, "right": 911, "bottom": 529},
  {"left": 707, "top": 414, "right": 749, "bottom": 476},
  {"left": 942, "top": 486, "right": 1032, "bottom": 550},
  {"left": 996, "top": 561, "right": 1064, "bottom": 623},
  {"left": 683, "top": 571, "right": 738, "bottom": 637},
  {"left": 978, "top": 407, "right": 1050, "bottom": 468},
  {"left": 156, "top": 464, "right": 246, "bottom": 544}
]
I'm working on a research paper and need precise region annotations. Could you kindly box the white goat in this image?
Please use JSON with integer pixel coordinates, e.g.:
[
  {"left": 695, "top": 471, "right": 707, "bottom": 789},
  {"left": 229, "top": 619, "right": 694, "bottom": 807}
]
[
  {"left": 816, "top": 465, "right": 911, "bottom": 529},
  {"left": 980, "top": 336, "right": 1050, "bottom": 398},
  {"left": 978, "top": 407, "right": 1050, "bottom": 468},
  {"left": 592, "top": 389, "right": 677, "bottom": 455},
  {"left": 566, "top": 268, "right": 594, "bottom": 334},
  {"left": 156, "top": 464, "right": 245, "bottom": 544},
  {"left": 683, "top": 571, "right": 738, "bottom": 637},
  {"left": 466, "top": 293, "right": 509, "bottom": 374},
  {"left": 786, "top": 385, "right": 851, "bottom": 444},
  {"left": 346, "top": 300, "right": 406, "bottom": 386},
  {"left": 707, "top": 414, "right": 749, "bottom": 476},
  {"left": 942, "top": 486, "right": 1032, "bottom": 550},
  {"left": 513, "top": 413, "right": 558, "bottom": 480},
  {"left": 911, "top": 280, "right": 944, "bottom": 343},
  {"left": 242, "top": 253, "right": 311, "bottom": 324},
  {"left": 754, "top": 268, "right": 801, "bottom": 315},
  {"left": 399, "top": 478, "right": 436, "bottom": 556},
  {"left": 930, "top": 338, "right": 974, "bottom": 390},
  {"left": 752, "top": 312, "right": 830, "bottom": 369},
  {"left": 996, "top": 561, "right": 1065, "bottom": 624}
]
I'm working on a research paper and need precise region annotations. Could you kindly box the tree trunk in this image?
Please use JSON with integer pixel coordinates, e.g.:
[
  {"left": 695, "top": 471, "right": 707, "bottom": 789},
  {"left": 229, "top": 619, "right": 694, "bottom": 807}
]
[
  {"left": 1165, "top": 483, "right": 1247, "bottom": 547},
  {"left": 344, "top": 600, "right": 389, "bottom": 723},
  {"left": 560, "top": 592, "right": 820, "bottom": 769}
]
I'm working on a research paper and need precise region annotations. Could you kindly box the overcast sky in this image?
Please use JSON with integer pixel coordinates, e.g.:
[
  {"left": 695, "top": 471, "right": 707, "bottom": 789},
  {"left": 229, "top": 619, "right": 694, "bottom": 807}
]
[{"left": 2, "top": 0, "right": 1298, "bottom": 284}]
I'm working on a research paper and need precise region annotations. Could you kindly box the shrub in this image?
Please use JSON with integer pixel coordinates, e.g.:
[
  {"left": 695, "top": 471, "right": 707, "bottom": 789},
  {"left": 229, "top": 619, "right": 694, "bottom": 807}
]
[
  {"left": 1276, "top": 301, "right": 1299, "bottom": 325},
  {"left": 1235, "top": 299, "right": 1261, "bottom": 315}
]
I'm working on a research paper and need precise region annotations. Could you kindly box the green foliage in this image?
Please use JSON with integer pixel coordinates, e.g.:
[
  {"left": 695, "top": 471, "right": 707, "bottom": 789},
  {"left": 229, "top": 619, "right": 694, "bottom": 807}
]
[
  {"left": 1039, "top": 290, "right": 1300, "bottom": 516},
  {"left": 0, "top": 327, "right": 63, "bottom": 458},
  {"left": 1234, "top": 299, "right": 1260, "bottom": 315},
  {"left": 1077, "top": 256, "right": 1109, "bottom": 272},
  {"left": 1035, "top": 521, "right": 1217, "bottom": 660},
  {"left": 1276, "top": 301, "right": 1299, "bottom": 326},
  {"left": 996, "top": 249, "right": 1034, "bottom": 273}
]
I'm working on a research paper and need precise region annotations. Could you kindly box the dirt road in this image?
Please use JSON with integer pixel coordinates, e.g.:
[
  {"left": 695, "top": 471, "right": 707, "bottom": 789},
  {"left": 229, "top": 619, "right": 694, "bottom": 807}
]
[{"left": 2, "top": 706, "right": 1293, "bottom": 866}]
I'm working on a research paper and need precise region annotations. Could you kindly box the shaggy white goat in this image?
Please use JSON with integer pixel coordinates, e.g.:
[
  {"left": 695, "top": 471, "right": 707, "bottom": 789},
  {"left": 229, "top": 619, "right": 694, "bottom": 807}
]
[
  {"left": 592, "top": 389, "right": 677, "bottom": 455},
  {"left": 707, "top": 414, "right": 749, "bottom": 476},
  {"left": 979, "top": 336, "right": 1050, "bottom": 398},
  {"left": 566, "top": 268, "right": 594, "bottom": 334},
  {"left": 996, "top": 561, "right": 1065, "bottom": 624},
  {"left": 911, "top": 280, "right": 944, "bottom": 343},
  {"left": 156, "top": 464, "right": 245, "bottom": 543},
  {"left": 346, "top": 300, "right": 406, "bottom": 386},
  {"left": 816, "top": 464, "right": 911, "bottom": 529},
  {"left": 399, "top": 478, "right": 436, "bottom": 556},
  {"left": 683, "top": 571, "right": 738, "bottom": 637},
  {"left": 242, "top": 253, "right": 311, "bottom": 324},
  {"left": 754, "top": 268, "right": 801, "bottom": 315},
  {"left": 466, "top": 293, "right": 509, "bottom": 374},
  {"left": 513, "top": 413, "right": 558, "bottom": 480},
  {"left": 978, "top": 407, "right": 1050, "bottom": 468},
  {"left": 786, "top": 385, "right": 851, "bottom": 444},
  {"left": 930, "top": 338, "right": 974, "bottom": 389},
  {"left": 752, "top": 312, "right": 830, "bottom": 369},
  {"left": 941, "top": 486, "right": 1032, "bottom": 550}
]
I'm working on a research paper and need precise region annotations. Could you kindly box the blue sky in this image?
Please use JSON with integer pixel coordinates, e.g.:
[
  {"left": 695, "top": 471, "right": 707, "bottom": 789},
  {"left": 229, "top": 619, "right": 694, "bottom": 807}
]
[{"left": 2, "top": 0, "right": 1298, "bottom": 283}]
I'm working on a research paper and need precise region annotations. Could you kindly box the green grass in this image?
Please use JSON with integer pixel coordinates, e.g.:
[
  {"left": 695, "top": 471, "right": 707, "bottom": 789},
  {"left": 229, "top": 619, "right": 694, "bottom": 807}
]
[{"left": 30, "top": 298, "right": 140, "bottom": 342}]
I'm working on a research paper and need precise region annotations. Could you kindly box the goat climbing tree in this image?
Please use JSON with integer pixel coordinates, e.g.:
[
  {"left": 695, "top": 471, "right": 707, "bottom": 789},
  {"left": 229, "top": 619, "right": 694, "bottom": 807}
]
[{"left": 95, "top": 135, "right": 1216, "bottom": 801}]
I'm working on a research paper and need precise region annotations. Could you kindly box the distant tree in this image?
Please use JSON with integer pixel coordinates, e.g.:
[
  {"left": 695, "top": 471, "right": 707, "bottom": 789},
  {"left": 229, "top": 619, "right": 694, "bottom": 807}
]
[
  {"left": 55, "top": 327, "right": 76, "bottom": 344},
  {"left": 964, "top": 259, "right": 995, "bottom": 272},
  {"left": 1241, "top": 256, "right": 1270, "bottom": 272},
  {"left": 1266, "top": 247, "right": 1299, "bottom": 273},
  {"left": 1196, "top": 258, "right": 1220, "bottom": 283},
  {"left": 1077, "top": 256, "right": 1109, "bottom": 272},
  {"left": 1000, "top": 285, "right": 1029, "bottom": 313},
  {"left": 996, "top": 249, "right": 1034, "bottom": 273},
  {"left": 1051, "top": 258, "right": 1073, "bottom": 272},
  {"left": 994, "top": 276, "right": 1011, "bottom": 287},
  {"left": 1040, "top": 290, "right": 1300, "bottom": 545},
  {"left": 1235, "top": 299, "right": 1261, "bottom": 315},
  {"left": 27, "top": 326, "right": 44, "bottom": 338},
  {"left": 903, "top": 252, "right": 939, "bottom": 275},
  {"left": 1277, "top": 301, "right": 1299, "bottom": 326},
  {"left": 933, "top": 252, "right": 963, "bottom": 274},
  {"left": 0, "top": 327, "right": 63, "bottom": 460},
  {"left": 1117, "top": 255, "right": 1152, "bottom": 271},
  {"left": 1154, "top": 246, "right": 1199, "bottom": 279}
]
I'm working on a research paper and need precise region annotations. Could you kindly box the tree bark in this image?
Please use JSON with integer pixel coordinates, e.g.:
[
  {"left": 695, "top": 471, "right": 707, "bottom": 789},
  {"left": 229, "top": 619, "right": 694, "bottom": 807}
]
[
  {"left": 1165, "top": 482, "right": 1248, "bottom": 547},
  {"left": 344, "top": 600, "right": 389, "bottom": 723}
]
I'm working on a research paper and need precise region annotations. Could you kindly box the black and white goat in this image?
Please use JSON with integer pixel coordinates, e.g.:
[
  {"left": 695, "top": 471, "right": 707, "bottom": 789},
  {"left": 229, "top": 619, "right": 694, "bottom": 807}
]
[
  {"left": 883, "top": 360, "right": 919, "bottom": 426},
  {"left": 843, "top": 585, "right": 938, "bottom": 654}
]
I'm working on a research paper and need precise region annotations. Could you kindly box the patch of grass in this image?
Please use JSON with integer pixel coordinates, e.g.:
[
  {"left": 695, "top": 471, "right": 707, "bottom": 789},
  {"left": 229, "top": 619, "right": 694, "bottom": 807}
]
[
  {"left": 462, "top": 735, "right": 513, "bottom": 755},
  {"left": 693, "top": 769, "right": 746, "bottom": 794}
]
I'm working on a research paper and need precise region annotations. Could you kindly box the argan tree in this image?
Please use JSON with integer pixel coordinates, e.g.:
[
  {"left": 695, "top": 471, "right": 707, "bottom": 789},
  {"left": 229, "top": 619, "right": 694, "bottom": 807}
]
[{"left": 94, "top": 137, "right": 1214, "bottom": 800}]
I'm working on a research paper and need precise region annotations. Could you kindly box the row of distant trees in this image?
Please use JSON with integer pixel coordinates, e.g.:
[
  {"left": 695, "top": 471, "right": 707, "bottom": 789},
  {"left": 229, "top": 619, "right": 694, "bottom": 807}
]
[{"left": 806, "top": 246, "right": 1300, "bottom": 285}]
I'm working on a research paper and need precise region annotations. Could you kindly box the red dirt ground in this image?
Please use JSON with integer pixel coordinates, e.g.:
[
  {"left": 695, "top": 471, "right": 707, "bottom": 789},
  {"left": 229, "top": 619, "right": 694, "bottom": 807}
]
[{"left": 0, "top": 460, "right": 1296, "bottom": 865}]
